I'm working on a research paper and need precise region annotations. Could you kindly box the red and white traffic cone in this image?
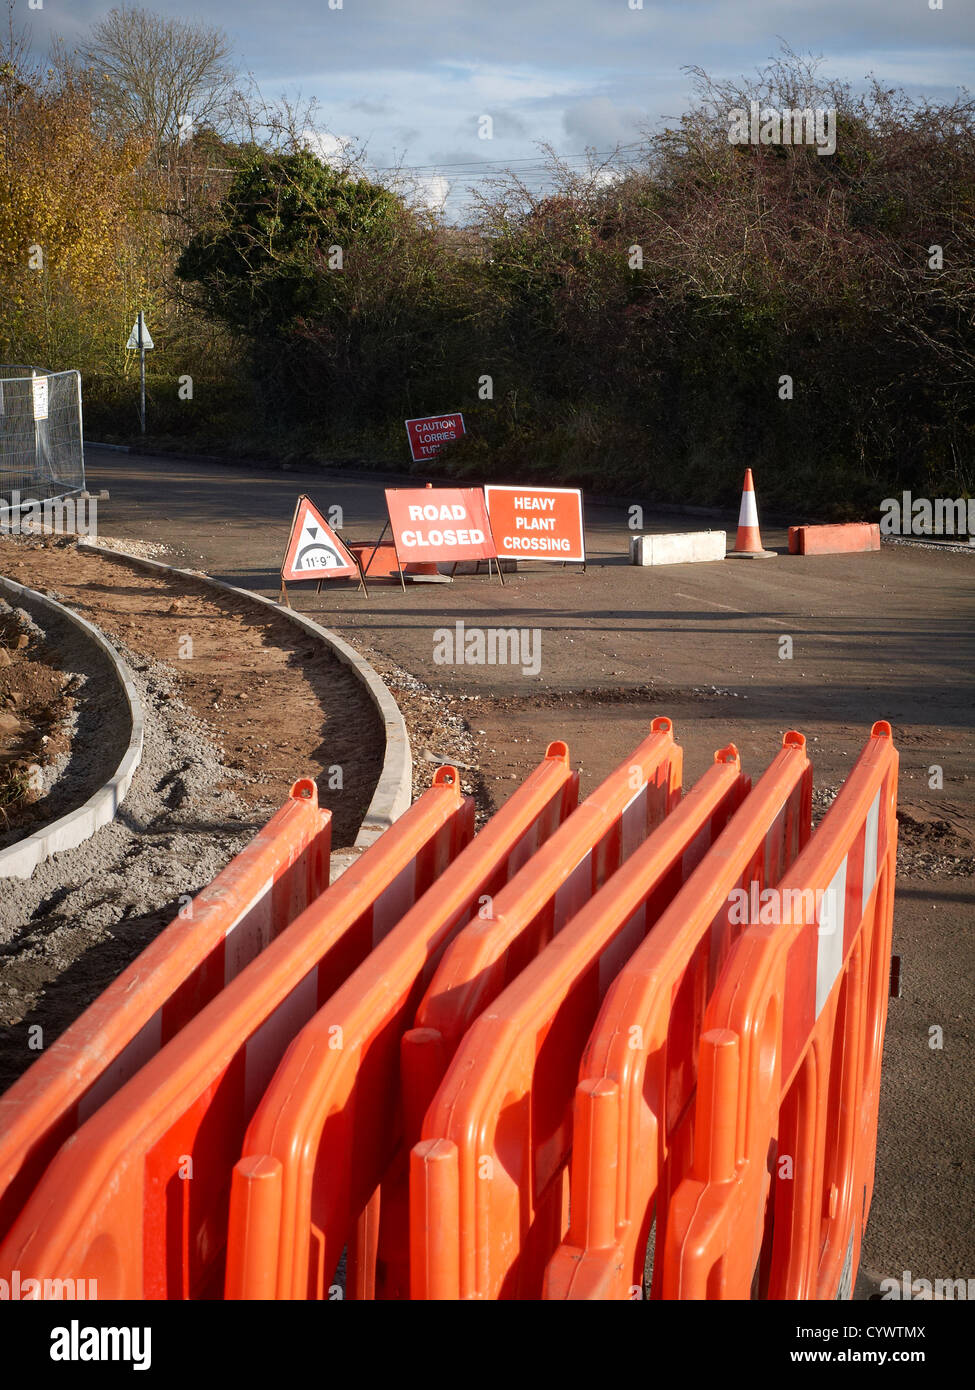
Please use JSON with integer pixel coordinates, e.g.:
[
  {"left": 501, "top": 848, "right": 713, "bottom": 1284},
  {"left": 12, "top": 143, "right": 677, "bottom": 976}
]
[{"left": 730, "top": 469, "right": 776, "bottom": 558}]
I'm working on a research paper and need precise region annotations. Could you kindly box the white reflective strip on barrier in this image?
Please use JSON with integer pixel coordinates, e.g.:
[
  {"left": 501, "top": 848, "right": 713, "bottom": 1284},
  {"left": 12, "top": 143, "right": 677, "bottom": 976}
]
[
  {"left": 681, "top": 818, "right": 712, "bottom": 881},
  {"left": 553, "top": 850, "right": 593, "bottom": 930},
  {"left": 599, "top": 902, "right": 647, "bottom": 994},
  {"left": 620, "top": 782, "right": 649, "bottom": 858},
  {"left": 816, "top": 857, "right": 848, "bottom": 1018},
  {"left": 763, "top": 802, "right": 787, "bottom": 883},
  {"left": 224, "top": 879, "right": 276, "bottom": 986},
  {"left": 77, "top": 1010, "right": 163, "bottom": 1124},
  {"left": 371, "top": 859, "right": 418, "bottom": 946},
  {"left": 862, "top": 789, "right": 880, "bottom": 914},
  {"left": 244, "top": 969, "right": 318, "bottom": 1114},
  {"left": 506, "top": 816, "right": 546, "bottom": 877}
]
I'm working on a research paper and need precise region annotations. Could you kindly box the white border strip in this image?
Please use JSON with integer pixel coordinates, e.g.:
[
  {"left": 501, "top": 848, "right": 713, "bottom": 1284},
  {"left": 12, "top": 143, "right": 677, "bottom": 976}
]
[{"left": 0, "top": 577, "right": 144, "bottom": 880}]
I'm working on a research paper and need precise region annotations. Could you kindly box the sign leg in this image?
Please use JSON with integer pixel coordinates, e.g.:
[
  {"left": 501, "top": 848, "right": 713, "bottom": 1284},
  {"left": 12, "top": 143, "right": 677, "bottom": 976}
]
[{"left": 364, "top": 522, "right": 389, "bottom": 578}]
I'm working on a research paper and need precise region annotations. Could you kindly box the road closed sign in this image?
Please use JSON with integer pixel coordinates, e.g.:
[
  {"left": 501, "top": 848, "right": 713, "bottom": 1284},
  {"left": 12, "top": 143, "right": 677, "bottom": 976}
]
[
  {"left": 385, "top": 487, "right": 497, "bottom": 564},
  {"left": 405, "top": 413, "right": 465, "bottom": 463},
  {"left": 484, "top": 485, "right": 585, "bottom": 563}
]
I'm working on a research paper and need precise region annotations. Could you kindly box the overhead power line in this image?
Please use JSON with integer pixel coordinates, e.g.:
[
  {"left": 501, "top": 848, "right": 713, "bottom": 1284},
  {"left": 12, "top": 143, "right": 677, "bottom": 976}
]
[{"left": 373, "top": 144, "right": 646, "bottom": 176}]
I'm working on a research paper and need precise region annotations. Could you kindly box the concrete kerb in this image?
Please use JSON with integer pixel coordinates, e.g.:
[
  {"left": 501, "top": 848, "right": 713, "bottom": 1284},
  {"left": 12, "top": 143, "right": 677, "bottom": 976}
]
[
  {"left": 0, "top": 577, "right": 144, "bottom": 881},
  {"left": 76, "top": 543, "right": 413, "bottom": 873}
]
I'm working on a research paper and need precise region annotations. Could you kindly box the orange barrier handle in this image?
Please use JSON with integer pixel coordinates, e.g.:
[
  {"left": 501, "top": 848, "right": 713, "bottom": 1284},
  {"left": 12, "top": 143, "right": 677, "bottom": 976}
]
[
  {"left": 694, "top": 1030, "right": 740, "bottom": 1186},
  {"left": 226, "top": 1156, "right": 284, "bottom": 1300},
  {"left": 401, "top": 1029, "right": 448, "bottom": 1150},
  {"left": 411, "top": 1140, "right": 461, "bottom": 1300},
  {"left": 417, "top": 717, "right": 682, "bottom": 1058},
  {"left": 573, "top": 1079, "right": 620, "bottom": 1249}
]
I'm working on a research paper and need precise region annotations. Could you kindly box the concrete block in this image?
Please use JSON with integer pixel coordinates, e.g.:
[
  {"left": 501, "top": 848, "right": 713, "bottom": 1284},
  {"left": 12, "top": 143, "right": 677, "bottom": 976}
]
[
  {"left": 630, "top": 531, "right": 726, "bottom": 566},
  {"left": 794, "top": 523, "right": 880, "bottom": 555}
]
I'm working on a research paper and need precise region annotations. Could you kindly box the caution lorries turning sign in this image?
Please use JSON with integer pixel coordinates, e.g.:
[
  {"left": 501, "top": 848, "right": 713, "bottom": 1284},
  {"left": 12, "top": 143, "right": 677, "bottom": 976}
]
[{"left": 404, "top": 413, "right": 466, "bottom": 463}]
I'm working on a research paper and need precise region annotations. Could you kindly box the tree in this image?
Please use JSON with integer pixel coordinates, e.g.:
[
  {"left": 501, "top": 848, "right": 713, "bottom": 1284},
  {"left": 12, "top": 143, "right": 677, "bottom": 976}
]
[
  {"left": 176, "top": 147, "right": 470, "bottom": 424},
  {"left": 176, "top": 149, "right": 403, "bottom": 338},
  {"left": 79, "top": 6, "right": 237, "bottom": 166},
  {"left": 0, "top": 29, "right": 152, "bottom": 371}
]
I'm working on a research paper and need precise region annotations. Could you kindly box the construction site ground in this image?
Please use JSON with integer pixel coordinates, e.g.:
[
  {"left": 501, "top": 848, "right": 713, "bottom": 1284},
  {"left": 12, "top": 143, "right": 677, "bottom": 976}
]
[{"left": 0, "top": 533, "right": 384, "bottom": 1092}]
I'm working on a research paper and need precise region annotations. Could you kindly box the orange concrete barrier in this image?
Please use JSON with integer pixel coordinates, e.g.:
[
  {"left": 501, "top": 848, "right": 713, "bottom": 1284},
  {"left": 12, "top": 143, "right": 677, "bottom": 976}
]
[
  {"left": 349, "top": 543, "right": 400, "bottom": 578},
  {"left": 0, "top": 780, "right": 330, "bottom": 1244},
  {"left": 663, "top": 722, "right": 897, "bottom": 1300},
  {"left": 411, "top": 745, "right": 750, "bottom": 1298},
  {"left": 0, "top": 768, "right": 472, "bottom": 1299},
  {"left": 788, "top": 523, "right": 880, "bottom": 555},
  {"left": 372, "top": 716, "right": 683, "bottom": 1296},
  {"left": 225, "top": 743, "right": 579, "bottom": 1300},
  {"left": 544, "top": 731, "right": 812, "bottom": 1300}
]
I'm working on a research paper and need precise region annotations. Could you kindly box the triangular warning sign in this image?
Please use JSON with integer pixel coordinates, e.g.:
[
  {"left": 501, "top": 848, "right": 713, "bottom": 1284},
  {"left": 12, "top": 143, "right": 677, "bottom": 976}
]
[
  {"left": 281, "top": 496, "right": 358, "bottom": 582},
  {"left": 126, "top": 318, "right": 153, "bottom": 349}
]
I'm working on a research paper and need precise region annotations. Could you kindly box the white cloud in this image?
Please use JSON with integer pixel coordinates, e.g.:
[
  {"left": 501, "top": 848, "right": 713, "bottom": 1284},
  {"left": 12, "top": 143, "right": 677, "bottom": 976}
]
[
  {"left": 562, "top": 96, "right": 647, "bottom": 149},
  {"left": 22, "top": 0, "right": 973, "bottom": 223},
  {"left": 301, "top": 129, "right": 357, "bottom": 171}
]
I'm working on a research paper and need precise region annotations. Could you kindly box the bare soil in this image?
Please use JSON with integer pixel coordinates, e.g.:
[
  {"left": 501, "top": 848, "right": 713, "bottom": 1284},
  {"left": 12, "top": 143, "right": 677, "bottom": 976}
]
[
  {"left": 0, "top": 607, "right": 74, "bottom": 836},
  {"left": 0, "top": 535, "right": 383, "bottom": 846},
  {"left": 0, "top": 534, "right": 385, "bottom": 1090}
]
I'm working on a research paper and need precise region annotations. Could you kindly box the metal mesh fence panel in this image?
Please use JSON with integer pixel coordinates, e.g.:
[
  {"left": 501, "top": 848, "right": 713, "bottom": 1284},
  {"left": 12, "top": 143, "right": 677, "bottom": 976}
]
[{"left": 0, "top": 366, "right": 86, "bottom": 504}]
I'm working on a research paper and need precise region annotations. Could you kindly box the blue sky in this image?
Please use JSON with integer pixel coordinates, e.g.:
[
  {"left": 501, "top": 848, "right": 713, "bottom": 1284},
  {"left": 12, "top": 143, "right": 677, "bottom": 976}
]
[{"left": 24, "top": 0, "right": 975, "bottom": 217}]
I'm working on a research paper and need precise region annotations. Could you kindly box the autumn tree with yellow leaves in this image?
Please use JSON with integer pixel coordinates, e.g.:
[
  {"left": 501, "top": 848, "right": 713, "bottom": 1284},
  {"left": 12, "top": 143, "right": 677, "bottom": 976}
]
[{"left": 0, "top": 26, "right": 157, "bottom": 375}]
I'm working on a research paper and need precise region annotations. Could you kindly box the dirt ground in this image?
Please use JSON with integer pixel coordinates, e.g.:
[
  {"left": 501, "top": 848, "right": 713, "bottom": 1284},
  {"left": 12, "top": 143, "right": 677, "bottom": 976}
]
[
  {"left": 0, "top": 532, "right": 385, "bottom": 1091},
  {"left": 0, "top": 535, "right": 383, "bottom": 844},
  {"left": 0, "top": 605, "right": 74, "bottom": 838}
]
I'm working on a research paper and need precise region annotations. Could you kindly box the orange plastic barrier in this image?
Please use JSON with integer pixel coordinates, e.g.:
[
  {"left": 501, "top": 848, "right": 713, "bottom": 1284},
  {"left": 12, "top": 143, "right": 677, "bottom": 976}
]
[
  {"left": 373, "top": 716, "right": 683, "bottom": 1296},
  {"left": 0, "top": 768, "right": 472, "bottom": 1299},
  {"left": 788, "top": 523, "right": 881, "bottom": 555},
  {"left": 225, "top": 743, "right": 579, "bottom": 1300},
  {"left": 411, "top": 745, "right": 750, "bottom": 1299},
  {"left": 0, "top": 780, "right": 330, "bottom": 1244},
  {"left": 663, "top": 722, "right": 897, "bottom": 1300},
  {"left": 544, "top": 731, "right": 813, "bottom": 1300}
]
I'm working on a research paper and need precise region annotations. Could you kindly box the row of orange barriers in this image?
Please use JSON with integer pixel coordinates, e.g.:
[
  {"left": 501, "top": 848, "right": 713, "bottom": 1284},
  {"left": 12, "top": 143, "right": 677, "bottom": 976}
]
[{"left": 0, "top": 718, "right": 898, "bottom": 1299}]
